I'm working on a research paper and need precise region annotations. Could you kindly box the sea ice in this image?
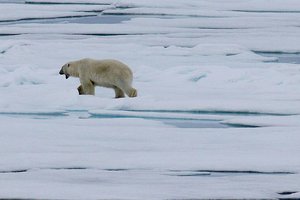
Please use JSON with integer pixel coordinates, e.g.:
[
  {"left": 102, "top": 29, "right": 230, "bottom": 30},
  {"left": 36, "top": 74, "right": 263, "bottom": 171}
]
[{"left": 0, "top": 0, "right": 300, "bottom": 199}]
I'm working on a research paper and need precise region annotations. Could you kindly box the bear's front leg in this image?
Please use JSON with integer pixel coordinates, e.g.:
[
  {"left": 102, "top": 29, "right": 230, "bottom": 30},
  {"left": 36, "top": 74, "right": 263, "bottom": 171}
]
[
  {"left": 80, "top": 81, "right": 95, "bottom": 95},
  {"left": 77, "top": 85, "right": 84, "bottom": 95}
]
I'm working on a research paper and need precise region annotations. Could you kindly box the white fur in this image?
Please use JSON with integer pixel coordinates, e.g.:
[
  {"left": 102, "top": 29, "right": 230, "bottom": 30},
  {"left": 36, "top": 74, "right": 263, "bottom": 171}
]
[{"left": 60, "top": 58, "right": 137, "bottom": 98}]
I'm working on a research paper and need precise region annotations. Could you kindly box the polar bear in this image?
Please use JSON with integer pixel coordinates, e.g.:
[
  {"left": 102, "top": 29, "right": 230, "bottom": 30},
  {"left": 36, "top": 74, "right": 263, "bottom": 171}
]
[{"left": 59, "top": 58, "right": 137, "bottom": 98}]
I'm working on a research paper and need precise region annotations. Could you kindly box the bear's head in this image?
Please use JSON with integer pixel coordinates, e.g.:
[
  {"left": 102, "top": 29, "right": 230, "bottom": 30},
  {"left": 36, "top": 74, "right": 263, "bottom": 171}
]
[
  {"left": 59, "top": 61, "right": 80, "bottom": 79},
  {"left": 59, "top": 62, "right": 71, "bottom": 79}
]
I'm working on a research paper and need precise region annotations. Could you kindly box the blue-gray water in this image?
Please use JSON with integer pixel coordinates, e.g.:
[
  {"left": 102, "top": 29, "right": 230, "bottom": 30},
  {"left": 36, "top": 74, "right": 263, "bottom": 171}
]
[{"left": 255, "top": 51, "right": 300, "bottom": 64}]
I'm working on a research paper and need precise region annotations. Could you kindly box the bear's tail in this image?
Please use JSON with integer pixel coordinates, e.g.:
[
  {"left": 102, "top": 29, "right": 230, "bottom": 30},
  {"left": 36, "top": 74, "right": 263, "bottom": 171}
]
[{"left": 128, "top": 88, "right": 137, "bottom": 97}]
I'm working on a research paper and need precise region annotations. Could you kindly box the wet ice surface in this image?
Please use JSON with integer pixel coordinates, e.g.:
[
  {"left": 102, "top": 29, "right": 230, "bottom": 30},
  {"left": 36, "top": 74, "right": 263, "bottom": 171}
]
[
  {"left": 1, "top": 0, "right": 300, "bottom": 199},
  {"left": 255, "top": 51, "right": 300, "bottom": 64}
]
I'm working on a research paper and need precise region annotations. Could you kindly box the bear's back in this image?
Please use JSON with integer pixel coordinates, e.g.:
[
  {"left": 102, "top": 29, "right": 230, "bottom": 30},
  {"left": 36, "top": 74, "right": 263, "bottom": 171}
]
[{"left": 79, "top": 58, "right": 133, "bottom": 86}]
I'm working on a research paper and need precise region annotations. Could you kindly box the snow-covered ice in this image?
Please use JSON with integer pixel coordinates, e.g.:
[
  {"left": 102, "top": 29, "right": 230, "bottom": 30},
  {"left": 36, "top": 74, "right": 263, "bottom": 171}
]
[{"left": 0, "top": 0, "right": 300, "bottom": 199}]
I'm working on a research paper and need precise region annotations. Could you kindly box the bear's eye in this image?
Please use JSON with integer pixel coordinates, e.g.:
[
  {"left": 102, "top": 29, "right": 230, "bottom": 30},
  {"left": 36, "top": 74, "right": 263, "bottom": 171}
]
[{"left": 67, "top": 64, "right": 70, "bottom": 67}]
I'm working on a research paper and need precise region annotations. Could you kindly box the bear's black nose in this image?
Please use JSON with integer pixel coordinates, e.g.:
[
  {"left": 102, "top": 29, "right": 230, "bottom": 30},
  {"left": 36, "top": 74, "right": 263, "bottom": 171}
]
[{"left": 59, "top": 68, "right": 64, "bottom": 75}]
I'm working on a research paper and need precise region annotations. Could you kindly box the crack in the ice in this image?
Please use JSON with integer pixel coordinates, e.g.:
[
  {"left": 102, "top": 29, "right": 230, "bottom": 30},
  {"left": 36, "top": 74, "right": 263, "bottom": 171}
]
[
  {"left": 123, "top": 109, "right": 294, "bottom": 116},
  {"left": 232, "top": 10, "right": 300, "bottom": 13},
  {"left": 0, "top": 110, "right": 268, "bottom": 128},
  {"left": 89, "top": 113, "right": 233, "bottom": 128},
  {"left": 169, "top": 169, "right": 295, "bottom": 175},
  {"left": 0, "top": 34, "right": 21, "bottom": 37},
  {"left": 196, "top": 170, "right": 294, "bottom": 174},
  {"left": 0, "top": 167, "right": 295, "bottom": 179},
  {"left": 253, "top": 50, "right": 300, "bottom": 54},
  {"left": 72, "top": 33, "right": 163, "bottom": 36},
  {"left": 278, "top": 191, "right": 298, "bottom": 195},
  {"left": 0, "top": 15, "right": 98, "bottom": 23},
  {"left": 0, "top": 169, "right": 29, "bottom": 173},
  {"left": 104, "top": 168, "right": 130, "bottom": 172},
  {"left": 0, "top": 111, "right": 68, "bottom": 117},
  {"left": 169, "top": 173, "right": 211, "bottom": 177},
  {"left": 25, "top": 1, "right": 111, "bottom": 5},
  {"left": 50, "top": 167, "right": 88, "bottom": 170},
  {"left": 221, "top": 122, "right": 261, "bottom": 128},
  {"left": 102, "top": 12, "right": 226, "bottom": 18}
]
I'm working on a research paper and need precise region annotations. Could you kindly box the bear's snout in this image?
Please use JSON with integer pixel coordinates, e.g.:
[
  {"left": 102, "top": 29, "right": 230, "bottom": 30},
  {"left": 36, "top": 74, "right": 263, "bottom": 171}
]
[
  {"left": 59, "top": 68, "right": 64, "bottom": 75},
  {"left": 59, "top": 68, "right": 70, "bottom": 79}
]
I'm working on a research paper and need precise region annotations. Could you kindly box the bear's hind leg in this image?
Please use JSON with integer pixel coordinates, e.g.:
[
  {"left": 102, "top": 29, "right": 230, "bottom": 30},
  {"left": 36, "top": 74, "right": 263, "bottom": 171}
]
[
  {"left": 121, "top": 86, "right": 137, "bottom": 98},
  {"left": 115, "top": 80, "right": 137, "bottom": 98},
  {"left": 113, "top": 86, "right": 125, "bottom": 98},
  {"left": 128, "top": 87, "right": 137, "bottom": 97}
]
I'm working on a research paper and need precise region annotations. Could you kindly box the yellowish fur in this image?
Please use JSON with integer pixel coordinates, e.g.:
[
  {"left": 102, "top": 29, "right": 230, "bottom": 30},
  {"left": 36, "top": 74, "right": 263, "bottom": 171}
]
[{"left": 60, "top": 58, "right": 137, "bottom": 98}]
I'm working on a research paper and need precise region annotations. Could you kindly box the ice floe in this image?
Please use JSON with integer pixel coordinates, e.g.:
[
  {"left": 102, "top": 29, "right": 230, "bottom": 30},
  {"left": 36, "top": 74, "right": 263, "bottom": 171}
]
[{"left": 0, "top": 0, "right": 300, "bottom": 199}]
